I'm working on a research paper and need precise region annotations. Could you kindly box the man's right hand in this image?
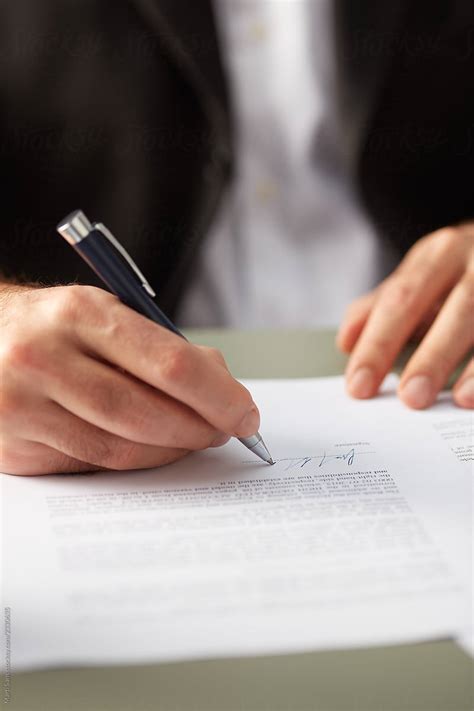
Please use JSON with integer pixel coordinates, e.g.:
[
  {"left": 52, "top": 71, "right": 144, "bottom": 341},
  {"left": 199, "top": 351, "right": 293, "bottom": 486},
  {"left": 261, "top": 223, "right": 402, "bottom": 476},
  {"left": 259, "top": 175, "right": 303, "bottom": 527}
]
[{"left": 0, "top": 284, "right": 259, "bottom": 475}]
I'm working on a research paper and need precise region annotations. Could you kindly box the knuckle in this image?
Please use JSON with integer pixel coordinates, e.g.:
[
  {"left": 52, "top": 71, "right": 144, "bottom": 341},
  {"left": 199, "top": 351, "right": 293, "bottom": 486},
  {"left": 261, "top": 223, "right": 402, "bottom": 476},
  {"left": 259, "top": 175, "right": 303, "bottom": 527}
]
[
  {"left": 381, "top": 277, "right": 418, "bottom": 311},
  {"left": 50, "top": 285, "right": 84, "bottom": 322},
  {"left": 49, "top": 285, "right": 110, "bottom": 326},
  {"left": 407, "top": 235, "right": 428, "bottom": 256},
  {"left": 199, "top": 346, "right": 227, "bottom": 368},
  {"left": 430, "top": 227, "right": 460, "bottom": 257},
  {"left": 402, "top": 243, "right": 427, "bottom": 270},
  {"left": 158, "top": 343, "right": 194, "bottom": 384},
  {"left": 0, "top": 339, "right": 43, "bottom": 373}
]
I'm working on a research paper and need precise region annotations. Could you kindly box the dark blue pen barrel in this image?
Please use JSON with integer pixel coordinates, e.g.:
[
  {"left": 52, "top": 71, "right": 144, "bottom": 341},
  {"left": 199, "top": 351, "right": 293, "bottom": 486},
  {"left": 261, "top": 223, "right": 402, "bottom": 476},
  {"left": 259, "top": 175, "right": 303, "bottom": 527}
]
[{"left": 75, "top": 229, "right": 183, "bottom": 338}]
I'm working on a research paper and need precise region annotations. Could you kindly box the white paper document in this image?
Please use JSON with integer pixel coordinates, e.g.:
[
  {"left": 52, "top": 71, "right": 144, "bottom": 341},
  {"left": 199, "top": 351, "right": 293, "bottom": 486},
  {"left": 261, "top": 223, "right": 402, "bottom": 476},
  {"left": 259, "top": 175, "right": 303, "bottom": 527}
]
[{"left": 1, "top": 376, "right": 472, "bottom": 670}]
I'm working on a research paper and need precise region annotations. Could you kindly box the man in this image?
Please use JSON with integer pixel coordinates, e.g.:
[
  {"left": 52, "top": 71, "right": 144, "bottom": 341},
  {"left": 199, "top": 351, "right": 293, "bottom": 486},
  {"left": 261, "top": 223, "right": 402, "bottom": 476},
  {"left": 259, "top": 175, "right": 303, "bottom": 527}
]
[{"left": 0, "top": 1, "right": 472, "bottom": 475}]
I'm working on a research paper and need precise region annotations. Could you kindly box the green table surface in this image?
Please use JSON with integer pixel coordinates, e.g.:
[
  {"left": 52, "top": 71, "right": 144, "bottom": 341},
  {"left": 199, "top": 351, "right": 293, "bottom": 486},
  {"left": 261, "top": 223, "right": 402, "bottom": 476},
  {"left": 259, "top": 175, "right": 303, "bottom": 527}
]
[{"left": 4, "top": 330, "right": 473, "bottom": 711}]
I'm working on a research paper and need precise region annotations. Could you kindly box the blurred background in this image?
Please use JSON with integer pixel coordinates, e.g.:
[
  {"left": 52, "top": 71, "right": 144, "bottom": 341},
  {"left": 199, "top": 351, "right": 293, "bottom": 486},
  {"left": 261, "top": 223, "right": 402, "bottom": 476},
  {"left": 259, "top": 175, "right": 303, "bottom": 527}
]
[{"left": 1, "top": 0, "right": 473, "bottom": 327}]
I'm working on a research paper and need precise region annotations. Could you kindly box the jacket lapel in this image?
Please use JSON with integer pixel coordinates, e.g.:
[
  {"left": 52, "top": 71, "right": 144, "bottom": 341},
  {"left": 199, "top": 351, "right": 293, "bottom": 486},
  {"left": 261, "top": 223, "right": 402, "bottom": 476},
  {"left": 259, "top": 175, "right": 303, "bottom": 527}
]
[
  {"left": 133, "top": 0, "right": 231, "bottom": 145},
  {"left": 333, "top": 0, "right": 409, "bottom": 167}
]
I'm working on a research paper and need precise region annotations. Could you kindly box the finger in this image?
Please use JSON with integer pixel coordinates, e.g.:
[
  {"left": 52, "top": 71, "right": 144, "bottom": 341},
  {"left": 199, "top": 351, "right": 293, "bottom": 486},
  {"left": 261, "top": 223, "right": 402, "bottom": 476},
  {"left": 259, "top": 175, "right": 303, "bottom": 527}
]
[
  {"left": 346, "top": 233, "right": 466, "bottom": 398},
  {"left": 198, "top": 345, "right": 229, "bottom": 369},
  {"left": 22, "top": 400, "right": 189, "bottom": 471},
  {"left": 337, "top": 290, "right": 378, "bottom": 353},
  {"left": 0, "top": 436, "right": 102, "bottom": 476},
  {"left": 408, "top": 302, "right": 442, "bottom": 343},
  {"left": 61, "top": 289, "right": 258, "bottom": 436},
  {"left": 398, "top": 273, "right": 474, "bottom": 409},
  {"left": 453, "top": 359, "right": 474, "bottom": 409},
  {"left": 38, "top": 352, "right": 227, "bottom": 451}
]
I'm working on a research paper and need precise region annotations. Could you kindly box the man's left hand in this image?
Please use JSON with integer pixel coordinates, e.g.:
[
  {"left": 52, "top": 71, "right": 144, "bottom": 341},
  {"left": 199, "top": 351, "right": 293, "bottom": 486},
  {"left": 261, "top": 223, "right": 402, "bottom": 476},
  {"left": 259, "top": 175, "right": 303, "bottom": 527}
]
[{"left": 337, "top": 224, "right": 474, "bottom": 409}]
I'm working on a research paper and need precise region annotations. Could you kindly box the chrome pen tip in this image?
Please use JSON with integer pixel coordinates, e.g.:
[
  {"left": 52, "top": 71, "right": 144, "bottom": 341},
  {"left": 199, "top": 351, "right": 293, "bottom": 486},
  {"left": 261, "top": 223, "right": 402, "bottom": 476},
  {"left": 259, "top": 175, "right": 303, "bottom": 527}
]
[
  {"left": 258, "top": 438, "right": 275, "bottom": 466},
  {"left": 238, "top": 433, "right": 275, "bottom": 465}
]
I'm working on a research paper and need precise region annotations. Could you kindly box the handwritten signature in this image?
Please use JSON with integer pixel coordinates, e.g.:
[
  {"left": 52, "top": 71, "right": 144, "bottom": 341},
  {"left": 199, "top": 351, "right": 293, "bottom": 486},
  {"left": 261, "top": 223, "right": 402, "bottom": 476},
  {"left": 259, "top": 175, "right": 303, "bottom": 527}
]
[
  {"left": 244, "top": 448, "right": 376, "bottom": 469},
  {"left": 319, "top": 448, "right": 355, "bottom": 468},
  {"left": 278, "top": 448, "right": 373, "bottom": 471}
]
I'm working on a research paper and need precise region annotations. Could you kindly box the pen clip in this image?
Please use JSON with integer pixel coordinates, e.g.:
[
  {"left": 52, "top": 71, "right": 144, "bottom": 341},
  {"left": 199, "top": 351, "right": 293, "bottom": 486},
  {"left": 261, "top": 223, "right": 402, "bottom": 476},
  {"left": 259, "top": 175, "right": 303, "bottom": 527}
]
[{"left": 93, "top": 222, "right": 157, "bottom": 298}]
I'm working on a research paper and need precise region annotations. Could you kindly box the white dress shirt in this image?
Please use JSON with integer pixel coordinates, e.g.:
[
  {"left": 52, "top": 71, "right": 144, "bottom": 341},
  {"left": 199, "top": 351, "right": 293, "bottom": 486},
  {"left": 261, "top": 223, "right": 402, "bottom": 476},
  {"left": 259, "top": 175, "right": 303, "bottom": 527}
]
[{"left": 178, "top": 0, "right": 397, "bottom": 328}]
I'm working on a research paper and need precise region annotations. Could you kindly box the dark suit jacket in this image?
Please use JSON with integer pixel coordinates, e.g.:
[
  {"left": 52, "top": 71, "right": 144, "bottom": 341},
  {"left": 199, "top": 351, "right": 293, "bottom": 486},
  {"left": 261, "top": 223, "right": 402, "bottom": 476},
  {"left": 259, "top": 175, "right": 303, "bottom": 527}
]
[{"left": 1, "top": 1, "right": 474, "bottom": 316}]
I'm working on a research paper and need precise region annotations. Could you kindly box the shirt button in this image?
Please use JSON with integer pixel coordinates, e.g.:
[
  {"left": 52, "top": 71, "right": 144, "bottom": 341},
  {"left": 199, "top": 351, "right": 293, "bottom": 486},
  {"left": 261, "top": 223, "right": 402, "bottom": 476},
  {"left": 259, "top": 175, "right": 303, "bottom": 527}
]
[
  {"left": 256, "top": 179, "right": 277, "bottom": 204},
  {"left": 249, "top": 21, "right": 266, "bottom": 42}
]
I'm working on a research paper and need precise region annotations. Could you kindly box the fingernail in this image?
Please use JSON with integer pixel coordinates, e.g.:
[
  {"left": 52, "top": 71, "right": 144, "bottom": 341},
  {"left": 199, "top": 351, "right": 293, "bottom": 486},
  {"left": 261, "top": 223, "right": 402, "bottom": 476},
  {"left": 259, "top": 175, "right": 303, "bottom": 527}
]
[
  {"left": 236, "top": 406, "right": 260, "bottom": 436},
  {"left": 348, "top": 367, "right": 375, "bottom": 398},
  {"left": 401, "top": 375, "right": 433, "bottom": 409},
  {"left": 455, "top": 377, "right": 474, "bottom": 407},
  {"left": 210, "top": 433, "right": 231, "bottom": 448}
]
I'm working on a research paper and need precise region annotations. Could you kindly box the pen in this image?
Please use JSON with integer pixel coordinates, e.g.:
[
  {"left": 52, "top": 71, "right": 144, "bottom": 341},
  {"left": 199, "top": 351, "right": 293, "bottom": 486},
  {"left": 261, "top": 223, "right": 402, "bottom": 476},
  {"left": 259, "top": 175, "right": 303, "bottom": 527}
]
[{"left": 57, "top": 210, "right": 274, "bottom": 465}]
